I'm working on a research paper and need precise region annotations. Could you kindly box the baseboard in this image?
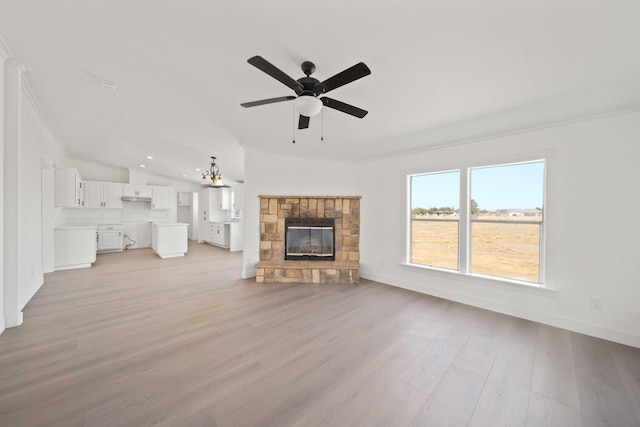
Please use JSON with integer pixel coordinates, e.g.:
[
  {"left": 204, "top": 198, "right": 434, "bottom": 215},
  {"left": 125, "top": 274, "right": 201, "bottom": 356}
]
[
  {"left": 360, "top": 270, "right": 640, "bottom": 349},
  {"left": 242, "top": 265, "right": 257, "bottom": 279},
  {"left": 5, "top": 311, "right": 23, "bottom": 328},
  {"left": 20, "top": 280, "right": 44, "bottom": 311}
]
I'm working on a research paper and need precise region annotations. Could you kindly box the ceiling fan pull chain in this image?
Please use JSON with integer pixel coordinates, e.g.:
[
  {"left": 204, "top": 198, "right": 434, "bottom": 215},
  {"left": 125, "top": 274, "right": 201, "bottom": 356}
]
[
  {"left": 321, "top": 108, "right": 324, "bottom": 141},
  {"left": 292, "top": 103, "right": 296, "bottom": 144}
]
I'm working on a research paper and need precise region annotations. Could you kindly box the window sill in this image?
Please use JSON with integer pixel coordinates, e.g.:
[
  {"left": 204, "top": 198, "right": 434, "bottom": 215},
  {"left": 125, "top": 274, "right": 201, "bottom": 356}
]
[{"left": 400, "top": 263, "right": 558, "bottom": 298}]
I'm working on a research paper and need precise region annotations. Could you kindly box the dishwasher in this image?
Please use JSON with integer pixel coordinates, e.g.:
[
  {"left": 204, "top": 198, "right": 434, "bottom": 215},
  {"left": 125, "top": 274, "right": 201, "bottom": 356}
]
[{"left": 97, "top": 224, "right": 124, "bottom": 253}]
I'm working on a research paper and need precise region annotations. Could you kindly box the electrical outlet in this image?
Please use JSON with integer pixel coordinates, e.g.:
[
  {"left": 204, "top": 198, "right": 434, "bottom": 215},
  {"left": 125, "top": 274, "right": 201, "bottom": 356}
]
[{"left": 590, "top": 296, "right": 603, "bottom": 310}]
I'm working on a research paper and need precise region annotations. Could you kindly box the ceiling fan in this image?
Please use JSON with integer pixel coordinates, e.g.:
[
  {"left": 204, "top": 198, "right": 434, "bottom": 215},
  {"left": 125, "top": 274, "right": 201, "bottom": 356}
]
[{"left": 241, "top": 55, "right": 371, "bottom": 129}]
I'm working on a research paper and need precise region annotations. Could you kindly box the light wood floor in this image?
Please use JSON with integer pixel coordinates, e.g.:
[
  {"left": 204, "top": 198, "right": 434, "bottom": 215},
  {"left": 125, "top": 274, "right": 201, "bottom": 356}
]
[{"left": 1, "top": 242, "right": 639, "bottom": 427}]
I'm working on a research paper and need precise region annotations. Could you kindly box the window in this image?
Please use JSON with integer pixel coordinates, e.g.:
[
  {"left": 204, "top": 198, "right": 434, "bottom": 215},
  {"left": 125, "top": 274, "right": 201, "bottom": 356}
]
[
  {"left": 410, "top": 171, "right": 460, "bottom": 270},
  {"left": 408, "top": 160, "right": 545, "bottom": 285}
]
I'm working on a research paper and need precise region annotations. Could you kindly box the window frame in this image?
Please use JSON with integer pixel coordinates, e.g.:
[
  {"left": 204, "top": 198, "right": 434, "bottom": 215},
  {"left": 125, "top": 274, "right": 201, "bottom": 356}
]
[{"left": 404, "top": 153, "right": 549, "bottom": 289}]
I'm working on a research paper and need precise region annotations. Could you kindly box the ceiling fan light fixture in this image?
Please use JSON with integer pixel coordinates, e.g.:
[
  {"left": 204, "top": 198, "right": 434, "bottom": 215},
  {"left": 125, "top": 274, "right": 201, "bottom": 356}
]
[{"left": 294, "top": 96, "right": 322, "bottom": 117}]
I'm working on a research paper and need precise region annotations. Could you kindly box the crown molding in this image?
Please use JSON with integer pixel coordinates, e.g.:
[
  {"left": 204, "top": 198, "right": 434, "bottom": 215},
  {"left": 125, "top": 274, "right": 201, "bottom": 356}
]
[
  {"left": 356, "top": 103, "right": 640, "bottom": 164},
  {"left": 20, "top": 72, "right": 67, "bottom": 154}
]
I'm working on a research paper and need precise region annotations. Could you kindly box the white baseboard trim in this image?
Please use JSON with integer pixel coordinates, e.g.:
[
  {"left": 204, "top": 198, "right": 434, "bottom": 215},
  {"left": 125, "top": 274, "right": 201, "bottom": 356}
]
[
  {"left": 20, "top": 280, "right": 44, "bottom": 311},
  {"left": 5, "top": 311, "right": 23, "bottom": 328},
  {"left": 242, "top": 265, "right": 257, "bottom": 279},
  {"left": 361, "top": 270, "right": 640, "bottom": 349}
]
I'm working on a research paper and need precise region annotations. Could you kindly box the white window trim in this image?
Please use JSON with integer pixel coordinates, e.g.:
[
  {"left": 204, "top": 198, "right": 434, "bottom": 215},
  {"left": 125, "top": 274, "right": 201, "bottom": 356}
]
[{"left": 403, "top": 149, "right": 556, "bottom": 291}]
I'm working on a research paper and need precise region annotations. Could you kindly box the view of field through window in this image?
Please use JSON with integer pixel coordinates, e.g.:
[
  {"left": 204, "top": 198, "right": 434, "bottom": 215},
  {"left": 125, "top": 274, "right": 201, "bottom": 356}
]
[{"left": 410, "top": 161, "right": 545, "bottom": 283}]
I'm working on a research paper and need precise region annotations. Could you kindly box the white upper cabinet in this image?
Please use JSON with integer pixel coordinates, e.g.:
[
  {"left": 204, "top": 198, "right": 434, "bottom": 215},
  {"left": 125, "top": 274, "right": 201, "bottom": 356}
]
[
  {"left": 218, "top": 187, "right": 231, "bottom": 210},
  {"left": 151, "top": 186, "right": 172, "bottom": 210},
  {"left": 54, "top": 167, "right": 84, "bottom": 208},
  {"left": 231, "top": 184, "right": 244, "bottom": 209},
  {"left": 84, "top": 181, "right": 122, "bottom": 209},
  {"left": 123, "top": 184, "right": 151, "bottom": 198}
]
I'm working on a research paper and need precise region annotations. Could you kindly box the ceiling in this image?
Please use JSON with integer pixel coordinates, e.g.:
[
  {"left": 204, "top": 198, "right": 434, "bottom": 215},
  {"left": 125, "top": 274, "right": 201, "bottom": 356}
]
[{"left": 1, "top": 1, "right": 639, "bottom": 184}]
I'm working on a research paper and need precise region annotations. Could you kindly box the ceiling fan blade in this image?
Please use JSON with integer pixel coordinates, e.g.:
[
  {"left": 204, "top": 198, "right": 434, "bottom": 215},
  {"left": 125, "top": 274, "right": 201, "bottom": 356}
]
[
  {"left": 247, "top": 56, "right": 303, "bottom": 93},
  {"left": 313, "top": 62, "right": 371, "bottom": 95},
  {"left": 298, "top": 115, "right": 310, "bottom": 129},
  {"left": 321, "top": 97, "right": 368, "bottom": 118},
  {"left": 241, "top": 96, "right": 296, "bottom": 108}
]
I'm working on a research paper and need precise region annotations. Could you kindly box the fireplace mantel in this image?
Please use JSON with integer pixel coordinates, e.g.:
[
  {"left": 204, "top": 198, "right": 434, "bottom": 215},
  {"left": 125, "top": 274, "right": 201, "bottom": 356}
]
[{"left": 256, "top": 196, "right": 360, "bottom": 284}]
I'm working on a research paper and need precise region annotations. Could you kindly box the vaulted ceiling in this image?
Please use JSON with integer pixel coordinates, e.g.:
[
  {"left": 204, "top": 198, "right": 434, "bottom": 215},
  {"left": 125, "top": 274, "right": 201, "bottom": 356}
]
[{"left": 1, "top": 1, "right": 639, "bottom": 184}]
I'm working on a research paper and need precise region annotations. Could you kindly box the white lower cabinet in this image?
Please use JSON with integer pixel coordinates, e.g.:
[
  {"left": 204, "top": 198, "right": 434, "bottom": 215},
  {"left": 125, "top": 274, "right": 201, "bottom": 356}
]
[
  {"left": 207, "top": 222, "right": 230, "bottom": 248},
  {"left": 152, "top": 223, "right": 188, "bottom": 258},
  {"left": 97, "top": 225, "right": 123, "bottom": 253},
  {"left": 54, "top": 226, "right": 97, "bottom": 270}
]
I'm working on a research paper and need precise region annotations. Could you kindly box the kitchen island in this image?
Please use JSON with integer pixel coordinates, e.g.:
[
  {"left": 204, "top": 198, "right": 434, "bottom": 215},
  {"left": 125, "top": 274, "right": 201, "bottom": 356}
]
[{"left": 151, "top": 222, "right": 189, "bottom": 258}]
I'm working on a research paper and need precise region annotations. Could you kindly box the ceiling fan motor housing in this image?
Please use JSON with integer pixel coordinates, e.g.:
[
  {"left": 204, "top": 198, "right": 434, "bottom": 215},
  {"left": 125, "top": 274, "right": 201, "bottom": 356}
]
[{"left": 297, "top": 76, "right": 321, "bottom": 96}]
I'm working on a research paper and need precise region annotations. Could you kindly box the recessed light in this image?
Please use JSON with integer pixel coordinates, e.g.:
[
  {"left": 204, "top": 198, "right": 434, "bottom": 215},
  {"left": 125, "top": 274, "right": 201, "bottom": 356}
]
[
  {"left": 195, "top": 168, "right": 201, "bottom": 172},
  {"left": 139, "top": 164, "right": 146, "bottom": 168},
  {"left": 146, "top": 155, "right": 154, "bottom": 160},
  {"left": 181, "top": 174, "right": 188, "bottom": 177}
]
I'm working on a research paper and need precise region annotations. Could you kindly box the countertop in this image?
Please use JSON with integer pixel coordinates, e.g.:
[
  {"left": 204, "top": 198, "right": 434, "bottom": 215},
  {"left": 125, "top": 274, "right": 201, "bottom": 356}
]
[{"left": 56, "top": 224, "right": 98, "bottom": 230}]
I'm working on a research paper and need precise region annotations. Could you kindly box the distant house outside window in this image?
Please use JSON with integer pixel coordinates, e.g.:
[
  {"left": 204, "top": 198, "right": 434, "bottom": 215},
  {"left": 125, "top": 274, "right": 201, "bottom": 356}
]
[{"left": 408, "top": 160, "right": 545, "bottom": 285}]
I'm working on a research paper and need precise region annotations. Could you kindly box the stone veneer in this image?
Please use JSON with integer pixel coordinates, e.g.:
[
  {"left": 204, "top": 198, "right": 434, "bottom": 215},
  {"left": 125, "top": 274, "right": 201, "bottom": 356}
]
[{"left": 256, "top": 196, "right": 360, "bottom": 284}]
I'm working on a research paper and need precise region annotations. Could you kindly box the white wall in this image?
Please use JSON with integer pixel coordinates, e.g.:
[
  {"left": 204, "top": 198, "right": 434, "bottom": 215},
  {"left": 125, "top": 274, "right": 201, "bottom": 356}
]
[
  {"left": 242, "top": 148, "right": 358, "bottom": 278},
  {"left": 357, "top": 110, "right": 640, "bottom": 348},
  {"left": 2, "top": 55, "right": 68, "bottom": 332},
  {"left": 0, "top": 38, "right": 7, "bottom": 333}
]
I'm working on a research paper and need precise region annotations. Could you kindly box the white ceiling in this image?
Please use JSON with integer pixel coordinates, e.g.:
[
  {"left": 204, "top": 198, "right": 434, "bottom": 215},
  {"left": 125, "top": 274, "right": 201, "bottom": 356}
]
[{"left": 1, "top": 1, "right": 639, "bottom": 184}]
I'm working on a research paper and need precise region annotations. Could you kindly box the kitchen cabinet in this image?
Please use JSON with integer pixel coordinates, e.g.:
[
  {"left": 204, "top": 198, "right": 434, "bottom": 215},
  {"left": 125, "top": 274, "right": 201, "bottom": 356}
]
[
  {"left": 152, "top": 223, "right": 188, "bottom": 258},
  {"left": 54, "top": 167, "right": 84, "bottom": 208},
  {"left": 151, "top": 186, "right": 172, "bottom": 210},
  {"left": 54, "top": 226, "right": 97, "bottom": 270},
  {"left": 123, "top": 184, "right": 151, "bottom": 198},
  {"left": 177, "top": 191, "right": 192, "bottom": 206},
  {"left": 97, "top": 224, "right": 123, "bottom": 252},
  {"left": 199, "top": 188, "right": 225, "bottom": 225},
  {"left": 84, "top": 181, "right": 123, "bottom": 209},
  {"left": 231, "top": 184, "right": 243, "bottom": 209},
  {"left": 218, "top": 187, "right": 231, "bottom": 210},
  {"left": 207, "top": 222, "right": 229, "bottom": 248},
  {"left": 207, "top": 187, "right": 231, "bottom": 213},
  {"left": 229, "top": 222, "right": 243, "bottom": 252}
]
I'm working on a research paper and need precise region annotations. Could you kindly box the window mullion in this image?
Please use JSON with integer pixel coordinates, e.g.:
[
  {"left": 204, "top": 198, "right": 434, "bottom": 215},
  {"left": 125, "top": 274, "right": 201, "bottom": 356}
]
[{"left": 459, "top": 168, "right": 469, "bottom": 273}]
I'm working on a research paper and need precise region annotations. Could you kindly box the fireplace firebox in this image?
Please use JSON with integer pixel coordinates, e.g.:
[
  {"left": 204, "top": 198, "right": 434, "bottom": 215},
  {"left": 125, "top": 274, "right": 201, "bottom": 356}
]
[{"left": 284, "top": 218, "right": 335, "bottom": 261}]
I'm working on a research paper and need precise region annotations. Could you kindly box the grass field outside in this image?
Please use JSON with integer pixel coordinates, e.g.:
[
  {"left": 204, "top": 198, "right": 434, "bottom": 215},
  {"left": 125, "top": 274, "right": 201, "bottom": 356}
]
[{"left": 411, "top": 215, "right": 542, "bottom": 283}]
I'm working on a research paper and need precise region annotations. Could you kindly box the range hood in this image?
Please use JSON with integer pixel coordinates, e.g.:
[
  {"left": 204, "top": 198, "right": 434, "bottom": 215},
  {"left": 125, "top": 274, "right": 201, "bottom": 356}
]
[{"left": 121, "top": 196, "right": 152, "bottom": 202}]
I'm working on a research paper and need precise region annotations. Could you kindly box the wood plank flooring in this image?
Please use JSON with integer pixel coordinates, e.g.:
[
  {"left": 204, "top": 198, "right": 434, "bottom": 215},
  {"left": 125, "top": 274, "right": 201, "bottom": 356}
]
[{"left": 1, "top": 242, "right": 639, "bottom": 426}]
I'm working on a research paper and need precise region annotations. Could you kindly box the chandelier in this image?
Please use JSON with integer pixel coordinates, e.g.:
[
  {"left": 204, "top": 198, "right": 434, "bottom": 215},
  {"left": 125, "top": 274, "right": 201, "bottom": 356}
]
[{"left": 200, "top": 156, "right": 224, "bottom": 186}]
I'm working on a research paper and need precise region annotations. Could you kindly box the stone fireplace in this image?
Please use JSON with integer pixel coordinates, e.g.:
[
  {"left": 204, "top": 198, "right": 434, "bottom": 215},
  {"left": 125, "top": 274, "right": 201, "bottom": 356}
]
[{"left": 256, "top": 196, "right": 360, "bottom": 284}]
